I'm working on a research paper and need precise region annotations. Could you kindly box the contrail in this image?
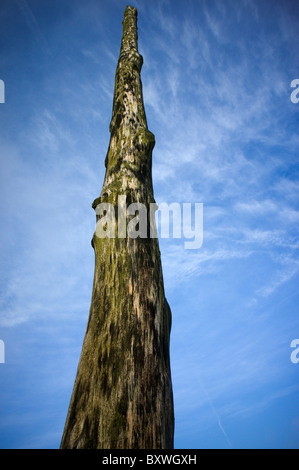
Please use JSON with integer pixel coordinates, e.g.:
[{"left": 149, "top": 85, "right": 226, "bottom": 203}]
[{"left": 199, "top": 379, "right": 232, "bottom": 448}]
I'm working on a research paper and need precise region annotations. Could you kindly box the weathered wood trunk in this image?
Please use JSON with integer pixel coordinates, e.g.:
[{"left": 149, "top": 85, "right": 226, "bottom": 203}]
[{"left": 60, "top": 6, "right": 174, "bottom": 449}]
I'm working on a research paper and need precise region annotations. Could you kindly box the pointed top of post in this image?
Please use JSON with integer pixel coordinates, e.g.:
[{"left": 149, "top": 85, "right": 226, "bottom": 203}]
[
  {"left": 107, "top": 4, "right": 147, "bottom": 145},
  {"left": 120, "top": 5, "right": 139, "bottom": 55},
  {"left": 124, "top": 5, "right": 137, "bottom": 16},
  {"left": 96, "top": 3, "right": 155, "bottom": 202}
]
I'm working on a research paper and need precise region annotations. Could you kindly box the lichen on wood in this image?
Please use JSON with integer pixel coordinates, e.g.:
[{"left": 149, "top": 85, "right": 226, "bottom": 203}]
[{"left": 60, "top": 5, "right": 174, "bottom": 449}]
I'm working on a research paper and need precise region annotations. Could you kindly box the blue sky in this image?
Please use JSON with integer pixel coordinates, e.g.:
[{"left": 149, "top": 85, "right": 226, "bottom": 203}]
[{"left": 0, "top": 0, "right": 299, "bottom": 449}]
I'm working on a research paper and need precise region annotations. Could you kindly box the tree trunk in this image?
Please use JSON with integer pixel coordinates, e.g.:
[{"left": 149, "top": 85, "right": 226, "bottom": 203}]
[{"left": 60, "top": 5, "right": 174, "bottom": 449}]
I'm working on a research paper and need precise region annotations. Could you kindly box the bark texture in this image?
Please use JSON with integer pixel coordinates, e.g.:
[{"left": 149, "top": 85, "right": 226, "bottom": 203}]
[{"left": 60, "top": 6, "right": 174, "bottom": 449}]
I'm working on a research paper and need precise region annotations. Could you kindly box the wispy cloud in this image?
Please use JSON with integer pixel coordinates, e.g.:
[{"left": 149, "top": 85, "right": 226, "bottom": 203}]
[
  {"left": 16, "top": 0, "right": 51, "bottom": 55},
  {"left": 161, "top": 243, "right": 253, "bottom": 289},
  {"left": 0, "top": 135, "right": 97, "bottom": 327},
  {"left": 255, "top": 258, "right": 299, "bottom": 298}
]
